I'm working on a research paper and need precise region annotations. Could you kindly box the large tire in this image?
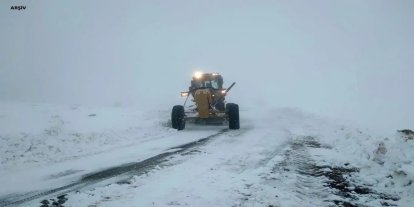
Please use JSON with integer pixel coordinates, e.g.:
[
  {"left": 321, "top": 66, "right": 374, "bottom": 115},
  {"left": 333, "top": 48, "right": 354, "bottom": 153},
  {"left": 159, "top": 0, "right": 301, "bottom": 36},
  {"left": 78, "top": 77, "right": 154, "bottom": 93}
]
[
  {"left": 226, "top": 103, "right": 239, "bottom": 129},
  {"left": 171, "top": 105, "right": 185, "bottom": 130}
]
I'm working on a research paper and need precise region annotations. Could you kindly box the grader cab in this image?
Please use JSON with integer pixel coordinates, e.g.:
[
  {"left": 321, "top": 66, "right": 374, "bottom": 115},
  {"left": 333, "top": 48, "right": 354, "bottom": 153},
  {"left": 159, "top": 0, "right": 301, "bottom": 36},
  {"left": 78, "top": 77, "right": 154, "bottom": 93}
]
[{"left": 171, "top": 72, "right": 239, "bottom": 130}]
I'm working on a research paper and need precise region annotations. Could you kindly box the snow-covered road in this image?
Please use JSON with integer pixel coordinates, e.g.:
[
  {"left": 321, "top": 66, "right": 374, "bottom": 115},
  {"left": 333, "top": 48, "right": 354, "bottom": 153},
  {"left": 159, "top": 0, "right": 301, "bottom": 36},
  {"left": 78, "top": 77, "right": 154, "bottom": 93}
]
[{"left": 1, "top": 102, "right": 413, "bottom": 206}]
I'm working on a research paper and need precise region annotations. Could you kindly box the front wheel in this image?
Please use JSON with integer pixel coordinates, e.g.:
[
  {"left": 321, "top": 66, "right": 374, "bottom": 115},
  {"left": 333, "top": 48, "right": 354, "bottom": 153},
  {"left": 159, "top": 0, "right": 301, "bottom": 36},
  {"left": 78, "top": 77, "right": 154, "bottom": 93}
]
[
  {"left": 171, "top": 105, "right": 185, "bottom": 130},
  {"left": 226, "top": 103, "right": 239, "bottom": 129}
]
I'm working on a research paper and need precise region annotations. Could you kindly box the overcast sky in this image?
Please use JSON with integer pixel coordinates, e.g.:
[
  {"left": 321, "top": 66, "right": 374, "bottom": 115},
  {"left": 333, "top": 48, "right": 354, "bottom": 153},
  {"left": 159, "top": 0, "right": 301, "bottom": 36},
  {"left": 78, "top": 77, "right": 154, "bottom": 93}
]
[{"left": 1, "top": 0, "right": 413, "bottom": 131}]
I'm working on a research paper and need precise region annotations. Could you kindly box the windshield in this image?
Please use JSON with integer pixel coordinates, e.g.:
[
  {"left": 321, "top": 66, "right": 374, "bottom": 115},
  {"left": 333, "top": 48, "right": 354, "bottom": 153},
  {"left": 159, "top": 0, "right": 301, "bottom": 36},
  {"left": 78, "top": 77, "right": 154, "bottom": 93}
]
[{"left": 192, "top": 79, "right": 221, "bottom": 89}]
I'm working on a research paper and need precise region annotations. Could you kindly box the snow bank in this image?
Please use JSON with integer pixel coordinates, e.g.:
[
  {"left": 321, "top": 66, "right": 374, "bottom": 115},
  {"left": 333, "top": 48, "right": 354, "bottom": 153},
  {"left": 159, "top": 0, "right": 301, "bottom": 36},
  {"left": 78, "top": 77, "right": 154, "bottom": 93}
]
[
  {"left": 0, "top": 101, "right": 171, "bottom": 170},
  {"left": 247, "top": 106, "right": 414, "bottom": 205},
  {"left": 310, "top": 118, "right": 414, "bottom": 205}
]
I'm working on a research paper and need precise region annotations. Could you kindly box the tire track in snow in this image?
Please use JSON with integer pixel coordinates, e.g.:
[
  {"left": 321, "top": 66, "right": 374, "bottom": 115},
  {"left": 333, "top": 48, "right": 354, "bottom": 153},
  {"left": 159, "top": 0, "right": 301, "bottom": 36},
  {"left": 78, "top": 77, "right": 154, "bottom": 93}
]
[
  {"left": 239, "top": 136, "right": 332, "bottom": 206},
  {"left": 249, "top": 136, "right": 400, "bottom": 207},
  {"left": 288, "top": 137, "right": 332, "bottom": 205},
  {"left": 0, "top": 129, "right": 229, "bottom": 207}
]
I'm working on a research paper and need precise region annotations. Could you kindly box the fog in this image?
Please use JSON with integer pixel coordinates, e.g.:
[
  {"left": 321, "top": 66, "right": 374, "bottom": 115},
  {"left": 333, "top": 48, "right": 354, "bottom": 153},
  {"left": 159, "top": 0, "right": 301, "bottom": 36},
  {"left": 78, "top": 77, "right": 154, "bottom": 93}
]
[{"left": 1, "top": 0, "right": 413, "bottom": 131}]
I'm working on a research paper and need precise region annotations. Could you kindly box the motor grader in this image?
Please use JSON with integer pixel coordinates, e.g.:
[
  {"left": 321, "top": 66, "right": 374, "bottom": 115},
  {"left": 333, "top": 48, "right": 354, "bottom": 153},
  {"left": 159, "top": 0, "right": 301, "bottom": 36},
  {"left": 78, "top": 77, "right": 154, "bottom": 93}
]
[{"left": 171, "top": 72, "right": 239, "bottom": 130}]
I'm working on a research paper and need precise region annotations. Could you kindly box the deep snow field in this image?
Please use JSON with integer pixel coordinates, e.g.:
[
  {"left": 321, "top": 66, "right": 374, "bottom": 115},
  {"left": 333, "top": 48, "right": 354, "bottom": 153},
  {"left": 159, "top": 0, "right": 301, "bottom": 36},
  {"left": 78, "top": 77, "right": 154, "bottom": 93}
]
[{"left": 0, "top": 101, "right": 413, "bottom": 207}]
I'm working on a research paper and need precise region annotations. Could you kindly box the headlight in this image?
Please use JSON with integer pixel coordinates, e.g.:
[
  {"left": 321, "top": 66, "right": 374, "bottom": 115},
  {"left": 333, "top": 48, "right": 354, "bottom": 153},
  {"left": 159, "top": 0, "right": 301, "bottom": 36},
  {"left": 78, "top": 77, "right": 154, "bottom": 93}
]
[
  {"left": 221, "top": 90, "right": 226, "bottom": 94},
  {"left": 194, "top": 71, "right": 203, "bottom": 79},
  {"left": 181, "top": 92, "right": 189, "bottom": 97}
]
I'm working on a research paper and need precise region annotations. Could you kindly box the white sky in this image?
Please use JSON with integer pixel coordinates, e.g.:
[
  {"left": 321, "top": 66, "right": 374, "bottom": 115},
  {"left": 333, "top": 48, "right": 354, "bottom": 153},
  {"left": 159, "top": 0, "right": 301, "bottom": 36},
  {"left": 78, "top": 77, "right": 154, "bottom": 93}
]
[{"left": 1, "top": 0, "right": 413, "bottom": 131}]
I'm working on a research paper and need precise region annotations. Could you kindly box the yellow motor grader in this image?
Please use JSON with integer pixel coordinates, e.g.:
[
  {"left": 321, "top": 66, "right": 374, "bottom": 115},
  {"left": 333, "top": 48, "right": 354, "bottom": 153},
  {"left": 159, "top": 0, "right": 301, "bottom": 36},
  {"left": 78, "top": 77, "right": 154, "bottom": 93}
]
[{"left": 171, "top": 72, "right": 239, "bottom": 130}]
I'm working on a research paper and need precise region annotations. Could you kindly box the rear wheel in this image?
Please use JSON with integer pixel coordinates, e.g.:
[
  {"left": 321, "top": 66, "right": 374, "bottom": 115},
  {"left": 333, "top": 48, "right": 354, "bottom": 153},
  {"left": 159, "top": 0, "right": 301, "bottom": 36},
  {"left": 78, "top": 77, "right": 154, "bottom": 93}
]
[
  {"left": 226, "top": 103, "right": 239, "bottom": 129},
  {"left": 171, "top": 105, "right": 185, "bottom": 130}
]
